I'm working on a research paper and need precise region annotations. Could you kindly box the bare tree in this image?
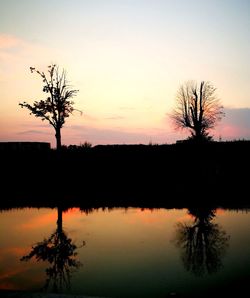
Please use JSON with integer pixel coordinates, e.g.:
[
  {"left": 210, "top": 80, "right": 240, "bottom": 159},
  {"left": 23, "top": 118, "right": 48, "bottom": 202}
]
[
  {"left": 171, "top": 81, "right": 224, "bottom": 141},
  {"left": 174, "top": 207, "right": 229, "bottom": 276},
  {"left": 19, "top": 64, "right": 79, "bottom": 150}
]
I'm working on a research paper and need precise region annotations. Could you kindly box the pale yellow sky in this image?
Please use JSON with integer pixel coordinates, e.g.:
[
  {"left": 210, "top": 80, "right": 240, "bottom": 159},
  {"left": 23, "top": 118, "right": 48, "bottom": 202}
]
[{"left": 0, "top": 0, "right": 250, "bottom": 146}]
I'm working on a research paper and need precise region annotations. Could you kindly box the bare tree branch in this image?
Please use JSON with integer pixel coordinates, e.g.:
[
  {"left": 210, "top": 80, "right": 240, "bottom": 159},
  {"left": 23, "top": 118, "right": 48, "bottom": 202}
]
[{"left": 170, "top": 81, "right": 224, "bottom": 141}]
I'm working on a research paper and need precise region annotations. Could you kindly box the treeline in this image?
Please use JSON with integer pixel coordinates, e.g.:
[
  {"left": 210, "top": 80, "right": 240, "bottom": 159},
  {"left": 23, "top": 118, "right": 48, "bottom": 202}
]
[{"left": 1, "top": 141, "right": 250, "bottom": 208}]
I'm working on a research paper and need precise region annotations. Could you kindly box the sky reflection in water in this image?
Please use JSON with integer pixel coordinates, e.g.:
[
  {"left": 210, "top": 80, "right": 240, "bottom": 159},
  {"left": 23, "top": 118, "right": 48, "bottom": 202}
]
[{"left": 0, "top": 207, "right": 249, "bottom": 297}]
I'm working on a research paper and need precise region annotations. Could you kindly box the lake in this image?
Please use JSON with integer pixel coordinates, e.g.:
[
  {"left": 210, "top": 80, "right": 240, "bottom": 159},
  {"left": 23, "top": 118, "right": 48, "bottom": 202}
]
[{"left": 0, "top": 207, "right": 249, "bottom": 297}]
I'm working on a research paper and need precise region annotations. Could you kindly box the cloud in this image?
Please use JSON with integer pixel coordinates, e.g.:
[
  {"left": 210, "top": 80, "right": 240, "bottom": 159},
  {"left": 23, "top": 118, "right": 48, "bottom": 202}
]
[
  {"left": 0, "top": 34, "right": 27, "bottom": 73},
  {"left": 65, "top": 124, "right": 169, "bottom": 145},
  {"left": 223, "top": 108, "right": 250, "bottom": 127},
  {"left": 0, "top": 34, "right": 22, "bottom": 49},
  {"left": 0, "top": 33, "right": 61, "bottom": 78},
  {"left": 0, "top": 34, "right": 30, "bottom": 62},
  {"left": 7, "top": 107, "right": 250, "bottom": 147},
  {"left": 17, "top": 130, "right": 50, "bottom": 135},
  {"left": 20, "top": 123, "right": 51, "bottom": 129},
  {"left": 216, "top": 107, "right": 250, "bottom": 140},
  {"left": 104, "top": 115, "right": 125, "bottom": 120},
  {"left": 81, "top": 113, "right": 98, "bottom": 121}
]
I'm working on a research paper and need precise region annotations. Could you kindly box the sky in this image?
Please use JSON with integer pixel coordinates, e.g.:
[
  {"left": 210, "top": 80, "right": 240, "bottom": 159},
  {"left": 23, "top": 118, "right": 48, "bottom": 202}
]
[{"left": 0, "top": 0, "right": 249, "bottom": 147}]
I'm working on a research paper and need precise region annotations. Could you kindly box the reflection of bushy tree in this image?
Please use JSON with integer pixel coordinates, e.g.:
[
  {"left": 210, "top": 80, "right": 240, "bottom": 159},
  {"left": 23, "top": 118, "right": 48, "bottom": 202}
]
[
  {"left": 21, "top": 207, "right": 84, "bottom": 292},
  {"left": 175, "top": 208, "right": 229, "bottom": 276}
]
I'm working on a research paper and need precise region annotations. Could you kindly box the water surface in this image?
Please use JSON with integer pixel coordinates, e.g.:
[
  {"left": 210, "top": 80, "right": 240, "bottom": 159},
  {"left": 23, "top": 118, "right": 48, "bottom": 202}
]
[{"left": 0, "top": 207, "right": 249, "bottom": 297}]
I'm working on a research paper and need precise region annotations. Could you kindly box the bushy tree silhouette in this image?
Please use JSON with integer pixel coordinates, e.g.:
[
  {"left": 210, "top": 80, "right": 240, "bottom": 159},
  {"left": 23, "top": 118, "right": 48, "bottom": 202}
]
[
  {"left": 19, "top": 64, "right": 79, "bottom": 150},
  {"left": 20, "top": 207, "right": 84, "bottom": 292}
]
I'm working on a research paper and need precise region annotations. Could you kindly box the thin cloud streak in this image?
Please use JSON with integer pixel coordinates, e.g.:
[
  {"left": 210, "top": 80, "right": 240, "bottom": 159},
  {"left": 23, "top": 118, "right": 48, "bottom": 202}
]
[
  {"left": 215, "top": 107, "right": 250, "bottom": 140},
  {"left": 0, "top": 34, "right": 22, "bottom": 49},
  {"left": 17, "top": 130, "right": 50, "bottom": 135},
  {"left": 104, "top": 115, "right": 125, "bottom": 120},
  {"left": 65, "top": 124, "right": 170, "bottom": 145},
  {"left": 223, "top": 108, "right": 250, "bottom": 127}
]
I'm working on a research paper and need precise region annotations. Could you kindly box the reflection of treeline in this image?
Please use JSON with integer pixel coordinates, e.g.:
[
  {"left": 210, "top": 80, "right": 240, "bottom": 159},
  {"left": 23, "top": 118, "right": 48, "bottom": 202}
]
[
  {"left": 2, "top": 141, "right": 250, "bottom": 206},
  {"left": 1, "top": 204, "right": 249, "bottom": 216}
]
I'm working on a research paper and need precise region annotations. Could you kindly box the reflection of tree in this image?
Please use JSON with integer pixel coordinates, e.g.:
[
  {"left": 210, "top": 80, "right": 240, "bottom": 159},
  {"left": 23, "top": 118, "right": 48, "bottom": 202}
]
[
  {"left": 174, "top": 207, "right": 229, "bottom": 276},
  {"left": 20, "top": 207, "right": 84, "bottom": 292}
]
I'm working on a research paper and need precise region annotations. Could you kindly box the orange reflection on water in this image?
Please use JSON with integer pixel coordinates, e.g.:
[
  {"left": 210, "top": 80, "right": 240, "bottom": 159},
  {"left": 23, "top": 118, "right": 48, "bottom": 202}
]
[
  {"left": 0, "top": 247, "right": 27, "bottom": 259},
  {"left": 0, "top": 267, "right": 30, "bottom": 290},
  {"left": 0, "top": 278, "right": 21, "bottom": 290},
  {"left": 175, "top": 211, "right": 193, "bottom": 223},
  {"left": 123, "top": 208, "right": 188, "bottom": 227},
  {"left": 1, "top": 207, "right": 248, "bottom": 296},
  {"left": 64, "top": 207, "right": 81, "bottom": 214},
  {"left": 125, "top": 208, "right": 161, "bottom": 225},
  {"left": 0, "top": 266, "right": 44, "bottom": 291},
  {"left": 215, "top": 208, "right": 225, "bottom": 215},
  {"left": 18, "top": 211, "right": 57, "bottom": 230}
]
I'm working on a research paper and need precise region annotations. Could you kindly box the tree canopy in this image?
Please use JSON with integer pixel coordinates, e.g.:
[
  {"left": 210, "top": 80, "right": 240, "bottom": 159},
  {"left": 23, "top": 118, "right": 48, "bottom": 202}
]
[{"left": 19, "top": 64, "right": 79, "bottom": 150}]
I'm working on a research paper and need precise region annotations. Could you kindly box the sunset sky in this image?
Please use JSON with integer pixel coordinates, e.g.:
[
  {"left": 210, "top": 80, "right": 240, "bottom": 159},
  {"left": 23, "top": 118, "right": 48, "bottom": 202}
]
[{"left": 0, "top": 0, "right": 249, "bottom": 147}]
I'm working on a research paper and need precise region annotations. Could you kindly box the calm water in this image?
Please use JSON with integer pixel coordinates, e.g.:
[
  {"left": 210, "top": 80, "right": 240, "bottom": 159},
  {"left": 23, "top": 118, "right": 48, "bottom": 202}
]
[{"left": 0, "top": 207, "right": 249, "bottom": 297}]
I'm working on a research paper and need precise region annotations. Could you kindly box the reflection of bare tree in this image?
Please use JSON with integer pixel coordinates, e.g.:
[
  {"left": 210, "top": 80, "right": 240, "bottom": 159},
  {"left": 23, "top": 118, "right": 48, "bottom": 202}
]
[
  {"left": 174, "top": 207, "right": 229, "bottom": 276},
  {"left": 20, "top": 207, "right": 84, "bottom": 292}
]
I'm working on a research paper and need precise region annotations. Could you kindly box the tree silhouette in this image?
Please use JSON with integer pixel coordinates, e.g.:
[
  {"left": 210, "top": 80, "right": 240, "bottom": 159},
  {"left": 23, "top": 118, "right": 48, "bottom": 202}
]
[
  {"left": 19, "top": 64, "right": 79, "bottom": 150},
  {"left": 20, "top": 207, "right": 84, "bottom": 292},
  {"left": 174, "top": 207, "right": 229, "bottom": 276},
  {"left": 171, "top": 81, "right": 224, "bottom": 141}
]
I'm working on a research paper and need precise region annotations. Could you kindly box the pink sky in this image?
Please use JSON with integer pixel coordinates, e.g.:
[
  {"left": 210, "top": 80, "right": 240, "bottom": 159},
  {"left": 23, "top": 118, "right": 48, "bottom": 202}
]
[{"left": 0, "top": 1, "right": 249, "bottom": 146}]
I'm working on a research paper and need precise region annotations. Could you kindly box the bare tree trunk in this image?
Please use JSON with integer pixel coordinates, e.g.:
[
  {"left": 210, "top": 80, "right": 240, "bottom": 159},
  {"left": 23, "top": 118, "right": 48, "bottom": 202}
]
[
  {"left": 55, "top": 127, "right": 61, "bottom": 150},
  {"left": 195, "top": 128, "right": 201, "bottom": 140}
]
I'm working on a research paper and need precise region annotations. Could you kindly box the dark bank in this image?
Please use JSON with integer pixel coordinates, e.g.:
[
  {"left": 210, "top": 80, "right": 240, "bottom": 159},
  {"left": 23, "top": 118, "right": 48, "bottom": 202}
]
[{"left": 1, "top": 141, "right": 250, "bottom": 209}]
